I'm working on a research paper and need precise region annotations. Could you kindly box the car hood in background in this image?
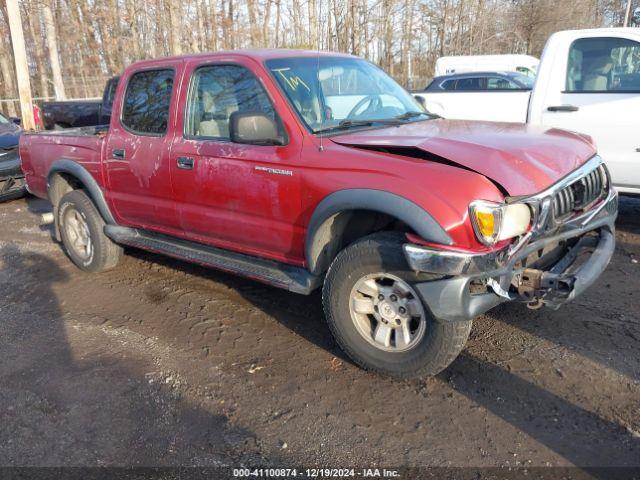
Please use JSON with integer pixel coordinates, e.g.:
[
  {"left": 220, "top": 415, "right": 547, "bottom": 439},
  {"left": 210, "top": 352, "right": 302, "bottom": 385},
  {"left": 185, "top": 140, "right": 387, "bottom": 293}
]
[
  {"left": 0, "top": 123, "right": 22, "bottom": 150},
  {"left": 330, "top": 119, "right": 596, "bottom": 196}
]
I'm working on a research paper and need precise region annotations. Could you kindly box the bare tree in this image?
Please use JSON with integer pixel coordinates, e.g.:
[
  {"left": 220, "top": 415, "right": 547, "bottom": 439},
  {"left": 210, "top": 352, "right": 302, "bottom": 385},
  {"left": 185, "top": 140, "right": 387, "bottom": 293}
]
[
  {"left": 0, "top": 0, "right": 625, "bottom": 116},
  {"left": 169, "top": 0, "right": 183, "bottom": 54}
]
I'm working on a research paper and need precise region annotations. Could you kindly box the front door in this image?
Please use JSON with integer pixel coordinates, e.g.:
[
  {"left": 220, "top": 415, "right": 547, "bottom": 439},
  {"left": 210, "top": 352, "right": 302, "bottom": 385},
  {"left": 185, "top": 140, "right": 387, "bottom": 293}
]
[
  {"left": 170, "top": 60, "right": 305, "bottom": 264},
  {"left": 539, "top": 35, "right": 640, "bottom": 193},
  {"left": 104, "top": 64, "right": 181, "bottom": 234}
]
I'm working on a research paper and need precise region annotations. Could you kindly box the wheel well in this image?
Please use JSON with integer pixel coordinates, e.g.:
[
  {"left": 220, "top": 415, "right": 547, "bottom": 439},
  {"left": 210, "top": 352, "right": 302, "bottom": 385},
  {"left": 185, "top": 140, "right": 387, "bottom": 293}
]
[
  {"left": 308, "top": 209, "right": 414, "bottom": 275},
  {"left": 48, "top": 172, "right": 84, "bottom": 207}
]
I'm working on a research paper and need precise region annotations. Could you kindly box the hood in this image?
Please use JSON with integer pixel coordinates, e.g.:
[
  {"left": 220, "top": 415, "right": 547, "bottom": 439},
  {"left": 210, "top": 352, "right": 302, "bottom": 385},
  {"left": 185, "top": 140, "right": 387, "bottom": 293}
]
[
  {"left": 0, "top": 122, "right": 21, "bottom": 150},
  {"left": 330, "top": 119, "right": 597, "bottom": 196}
]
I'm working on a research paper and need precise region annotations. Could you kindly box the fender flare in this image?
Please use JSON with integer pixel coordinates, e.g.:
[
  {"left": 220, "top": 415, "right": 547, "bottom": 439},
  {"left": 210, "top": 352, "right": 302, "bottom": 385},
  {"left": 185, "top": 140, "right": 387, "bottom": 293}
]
[
  {"left": 305, "top": 189, "right": 453, "bottom": 274},
  {"left": 48, "top": 159, "right": 116, "bottom": 225}
]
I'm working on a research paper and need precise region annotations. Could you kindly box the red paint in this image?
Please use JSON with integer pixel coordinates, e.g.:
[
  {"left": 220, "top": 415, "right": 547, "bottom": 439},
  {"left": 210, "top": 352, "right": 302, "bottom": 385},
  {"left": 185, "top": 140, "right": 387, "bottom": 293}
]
[
  {"left": 331, "top": 119, "right": 596, "bottom": 197},
  {"left": 20, "top": 50, "right": 597, "bottom": 265}
]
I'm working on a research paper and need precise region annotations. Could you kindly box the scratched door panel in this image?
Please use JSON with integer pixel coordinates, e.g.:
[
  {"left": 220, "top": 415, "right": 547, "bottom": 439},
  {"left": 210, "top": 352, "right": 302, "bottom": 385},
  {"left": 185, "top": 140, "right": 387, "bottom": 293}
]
[
  {"left": 172, "top": 140, "right": 304, "bottom": 263},
  {"left": 170, "top": 60, "right": 305, "bottom": 264}
]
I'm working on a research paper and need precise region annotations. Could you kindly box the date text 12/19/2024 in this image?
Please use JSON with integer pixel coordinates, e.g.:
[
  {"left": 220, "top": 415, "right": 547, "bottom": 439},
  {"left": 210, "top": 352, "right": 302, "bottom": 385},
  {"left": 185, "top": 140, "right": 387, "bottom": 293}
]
[{"left": 233, "top": 468, "right": 401, "bottom": 478}]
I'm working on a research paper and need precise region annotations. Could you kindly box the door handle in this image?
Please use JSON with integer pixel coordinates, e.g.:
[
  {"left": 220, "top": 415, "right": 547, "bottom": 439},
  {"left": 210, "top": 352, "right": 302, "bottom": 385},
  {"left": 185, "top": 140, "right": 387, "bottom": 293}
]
[
  {"left": 547, "top": 105, "right": 579, "bottom": 112},
  {"left": 176, "top": 156, "right": 195, "bottom": 170},
  {"left": 112, "top": 149, "right": 125, "bottom": 160}
]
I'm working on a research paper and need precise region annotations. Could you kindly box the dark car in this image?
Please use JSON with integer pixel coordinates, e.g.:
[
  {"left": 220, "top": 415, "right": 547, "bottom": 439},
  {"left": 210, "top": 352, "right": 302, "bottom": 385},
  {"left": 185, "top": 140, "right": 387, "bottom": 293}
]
[
  {"left": 424, "top": 71, "right": 535, "bottom": 92},
  {"left": 0, "top": 112, "right": 26, "bottom": 202},
  {"left": 42, "top": 76, "right": 119, "bottom": 130}
]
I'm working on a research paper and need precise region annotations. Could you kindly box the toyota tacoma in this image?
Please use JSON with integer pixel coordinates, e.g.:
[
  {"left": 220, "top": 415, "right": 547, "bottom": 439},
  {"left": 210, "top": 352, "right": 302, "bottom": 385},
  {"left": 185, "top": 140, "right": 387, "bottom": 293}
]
[{"left": 20, "top": 50, "right": 618, "bottom": 378}]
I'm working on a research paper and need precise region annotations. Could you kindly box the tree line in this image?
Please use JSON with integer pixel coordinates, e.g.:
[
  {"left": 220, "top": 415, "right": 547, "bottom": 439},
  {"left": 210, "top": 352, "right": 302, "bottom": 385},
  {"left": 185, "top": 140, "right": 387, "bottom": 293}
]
[{"left": 0, "top": 0, "right": 631, "bottom": 116}]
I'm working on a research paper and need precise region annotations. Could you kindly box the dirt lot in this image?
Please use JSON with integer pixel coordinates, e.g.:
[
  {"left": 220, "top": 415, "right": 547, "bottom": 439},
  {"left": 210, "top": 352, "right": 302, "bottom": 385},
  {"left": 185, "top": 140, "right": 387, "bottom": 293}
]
[{"left": 1, "top": 194, "right": 639, "bottom": 473}]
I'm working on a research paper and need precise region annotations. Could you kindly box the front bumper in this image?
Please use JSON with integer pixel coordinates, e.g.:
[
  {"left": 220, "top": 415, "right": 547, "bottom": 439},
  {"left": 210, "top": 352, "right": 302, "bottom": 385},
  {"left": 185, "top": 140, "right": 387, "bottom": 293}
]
[{"left": 403, "top": 186, "right": 618, "bottom": 322}]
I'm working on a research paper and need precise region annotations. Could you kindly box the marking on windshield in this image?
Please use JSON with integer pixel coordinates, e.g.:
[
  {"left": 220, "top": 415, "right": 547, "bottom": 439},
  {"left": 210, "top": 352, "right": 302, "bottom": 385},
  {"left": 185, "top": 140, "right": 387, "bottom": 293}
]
[{"left": 272, "top": 68, "right": 311, "bottom": 93}]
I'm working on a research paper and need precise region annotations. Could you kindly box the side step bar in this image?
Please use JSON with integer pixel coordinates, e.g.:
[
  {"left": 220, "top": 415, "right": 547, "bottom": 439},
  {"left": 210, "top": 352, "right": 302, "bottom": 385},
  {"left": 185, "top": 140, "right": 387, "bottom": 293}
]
[{"left": 104, "top": 225, "right": 320, "bottom": 295}]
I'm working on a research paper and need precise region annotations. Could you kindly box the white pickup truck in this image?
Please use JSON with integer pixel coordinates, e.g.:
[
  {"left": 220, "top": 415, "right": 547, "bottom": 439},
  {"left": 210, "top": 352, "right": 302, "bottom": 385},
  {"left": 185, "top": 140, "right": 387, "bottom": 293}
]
[{"left": 415, "top": 28, "right": 640, "bottom": 195}]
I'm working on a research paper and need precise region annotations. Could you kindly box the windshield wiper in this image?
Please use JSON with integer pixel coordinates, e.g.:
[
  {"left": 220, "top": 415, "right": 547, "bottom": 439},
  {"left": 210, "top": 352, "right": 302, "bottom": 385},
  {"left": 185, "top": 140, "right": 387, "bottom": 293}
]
[
  {"left": 315, "top": 118, "right": 400, "bottom": 134},
  {"left": 314, "top": 112, "right": 436, "bottom": 135},
  {"left": 393, "top": 111, "right": 431, "bottom": 120}
]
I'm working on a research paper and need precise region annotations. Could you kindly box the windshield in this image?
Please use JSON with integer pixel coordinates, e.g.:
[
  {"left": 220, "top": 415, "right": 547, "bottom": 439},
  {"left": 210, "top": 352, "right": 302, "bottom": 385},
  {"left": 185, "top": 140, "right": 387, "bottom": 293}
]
[
  {"left": 266, "top": 56, "right": 430, "bottom": 133},
  {"left": 0, "top": 113, "right": 9, "bottom": 124},
  {"left": 510, "top": 73, "right": 535, "bottom": 89}
]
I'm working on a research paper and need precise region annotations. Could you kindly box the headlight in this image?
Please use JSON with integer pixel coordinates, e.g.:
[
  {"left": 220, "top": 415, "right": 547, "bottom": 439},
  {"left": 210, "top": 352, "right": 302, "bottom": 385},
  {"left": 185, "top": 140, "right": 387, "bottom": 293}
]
[{"left": 469, "top": 200, "right": 531, "bottom": 246}]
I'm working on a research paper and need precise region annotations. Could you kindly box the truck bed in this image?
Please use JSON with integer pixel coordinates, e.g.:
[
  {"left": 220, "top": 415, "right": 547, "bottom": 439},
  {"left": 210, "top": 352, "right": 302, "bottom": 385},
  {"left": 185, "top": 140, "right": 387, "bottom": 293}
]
[
  {"left": 19, "top": 127, "right": 107, "bottom": 199},
  {"left": 33, "top": 125, "right": 109, "bottom": 137}
]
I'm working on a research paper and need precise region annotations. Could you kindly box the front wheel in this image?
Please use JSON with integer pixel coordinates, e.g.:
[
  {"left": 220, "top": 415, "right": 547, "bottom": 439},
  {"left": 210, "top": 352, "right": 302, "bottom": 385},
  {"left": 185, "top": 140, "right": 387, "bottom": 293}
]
[{"left": 322, "top": 233, "right": 472, "bottom": 379}]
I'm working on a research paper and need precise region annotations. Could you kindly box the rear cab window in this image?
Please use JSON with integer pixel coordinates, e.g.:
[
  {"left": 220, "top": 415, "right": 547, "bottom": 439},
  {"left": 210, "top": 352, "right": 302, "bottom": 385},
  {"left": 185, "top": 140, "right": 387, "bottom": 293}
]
[
  {"left": 121, "top": 69, "right": 175, "bottom": 135},
  {"left": 566, "top": 37, "right": 640, "bottom": 93}
]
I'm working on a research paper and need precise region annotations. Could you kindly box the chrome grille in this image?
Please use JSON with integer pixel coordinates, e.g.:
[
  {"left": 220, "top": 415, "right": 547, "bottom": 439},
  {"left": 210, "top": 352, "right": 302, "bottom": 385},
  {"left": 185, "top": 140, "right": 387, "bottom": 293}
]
[{"left": 552, "top": 165, "right": 608, "bottom": 219}]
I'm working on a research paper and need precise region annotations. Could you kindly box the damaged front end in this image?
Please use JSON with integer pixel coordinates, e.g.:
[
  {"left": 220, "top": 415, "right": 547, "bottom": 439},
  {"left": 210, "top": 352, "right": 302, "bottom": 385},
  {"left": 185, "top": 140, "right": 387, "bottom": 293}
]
[{"left": 403, "top": 155, "right": 618, "bottom": 322}]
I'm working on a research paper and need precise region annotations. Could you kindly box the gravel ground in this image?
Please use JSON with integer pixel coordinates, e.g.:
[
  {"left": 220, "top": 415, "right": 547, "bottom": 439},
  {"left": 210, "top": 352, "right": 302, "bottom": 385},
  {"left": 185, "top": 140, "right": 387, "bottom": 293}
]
[{"left": 0, "top": 195, "right": 639, "bottom": 473}]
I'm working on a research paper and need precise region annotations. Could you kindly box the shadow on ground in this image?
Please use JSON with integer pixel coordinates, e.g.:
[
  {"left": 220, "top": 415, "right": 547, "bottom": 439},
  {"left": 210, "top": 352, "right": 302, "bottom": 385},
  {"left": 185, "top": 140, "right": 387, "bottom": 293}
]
[
  {"left": 4, "top": 194, "right": 638, "bottom": 468},
  {"left": 0, "top": 243, "right": 267, "bottom": 466}
]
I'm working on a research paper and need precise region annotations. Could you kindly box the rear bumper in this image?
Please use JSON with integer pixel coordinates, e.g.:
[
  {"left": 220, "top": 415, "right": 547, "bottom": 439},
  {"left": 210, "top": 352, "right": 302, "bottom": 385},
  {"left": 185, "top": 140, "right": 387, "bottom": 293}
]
[
  {"left": 0, "top": 150, "right": 22, "bottom": 179},
  {"left": 0, "top": 149, "right": 27, "bottom": 201},
  {"left": 404, "top": 188, "right": 618, "bottom": 322}
]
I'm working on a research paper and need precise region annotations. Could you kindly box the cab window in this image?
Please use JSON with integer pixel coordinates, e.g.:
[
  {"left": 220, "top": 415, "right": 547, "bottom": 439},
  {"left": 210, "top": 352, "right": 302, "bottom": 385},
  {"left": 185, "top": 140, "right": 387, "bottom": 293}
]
[
  {"left": 121, "top": 69, "right": 174, "bottom": 135},
  {"left": 185, "top": 64, "right": 281, "bottom": 141},
  {"left": 567, "top": 37, "right": 640, "bottom": 92}
]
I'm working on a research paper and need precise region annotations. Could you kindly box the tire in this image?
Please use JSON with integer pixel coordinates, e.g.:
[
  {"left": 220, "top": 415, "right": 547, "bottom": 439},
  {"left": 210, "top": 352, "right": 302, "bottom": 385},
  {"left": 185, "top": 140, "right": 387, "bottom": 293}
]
[
  {"left": 57, "top": 190, "right": 122, "bottom": 272},
  {"left": 322, "top": 232, "right": 472, "bottom": 379}
]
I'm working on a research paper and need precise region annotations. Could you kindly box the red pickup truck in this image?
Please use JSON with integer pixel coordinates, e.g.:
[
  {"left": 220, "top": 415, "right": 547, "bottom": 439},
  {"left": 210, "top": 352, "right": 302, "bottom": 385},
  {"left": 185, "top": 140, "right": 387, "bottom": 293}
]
[{"left": 20, "top": 50, "right": 618, "bottom": 378}]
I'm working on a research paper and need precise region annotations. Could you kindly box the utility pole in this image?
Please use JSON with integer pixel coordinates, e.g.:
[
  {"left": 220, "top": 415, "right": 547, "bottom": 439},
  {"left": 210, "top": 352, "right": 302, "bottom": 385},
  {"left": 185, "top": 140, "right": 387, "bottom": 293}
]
[
  {"left": 624, "top": 0, "right": 633, "bottom": 26},
  {"left": 5, "top": 0, "right": 35, "bottom": 130}
]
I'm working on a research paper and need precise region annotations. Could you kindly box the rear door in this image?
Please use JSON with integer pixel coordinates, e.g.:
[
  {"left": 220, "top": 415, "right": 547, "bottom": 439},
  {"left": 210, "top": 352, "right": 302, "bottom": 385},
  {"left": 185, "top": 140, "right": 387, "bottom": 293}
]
[
  {"left": 104, "top": 63, "right": 182, "bottom": 234},
  {"left": 169, "top": 58, "right": 305, "bottom": 264},
  {"left": 537, "top": 34, "right": 640, "bottom": 193}
]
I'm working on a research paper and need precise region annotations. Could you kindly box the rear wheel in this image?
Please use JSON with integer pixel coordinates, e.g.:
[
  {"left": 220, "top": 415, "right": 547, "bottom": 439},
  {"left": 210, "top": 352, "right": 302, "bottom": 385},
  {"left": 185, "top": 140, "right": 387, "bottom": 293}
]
[
  {"left": 58, "top": 190, "right": 122, "bottom": 272},
  {"left": 322, "top": 233, "right": 472, "bottom": 378}
]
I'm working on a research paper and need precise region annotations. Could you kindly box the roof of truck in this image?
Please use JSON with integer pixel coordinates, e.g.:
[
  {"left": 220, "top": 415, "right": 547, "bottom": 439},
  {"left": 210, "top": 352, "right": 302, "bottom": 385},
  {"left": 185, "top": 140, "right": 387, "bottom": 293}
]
[
  {"left": 557, "top": 27, "right": 639, "bottom": 35},
  {"left": 128, "top": 49, "right": 356, "bottom": 69}
]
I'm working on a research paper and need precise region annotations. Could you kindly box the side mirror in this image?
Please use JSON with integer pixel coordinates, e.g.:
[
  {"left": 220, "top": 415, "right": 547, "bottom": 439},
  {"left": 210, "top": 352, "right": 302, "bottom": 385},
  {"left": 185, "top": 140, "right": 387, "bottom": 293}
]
[
  {"left": 413, "top": 95, "right": 427, "bottom": 111},
  {"left": 10, "top": 117, "right": 21, "bottom": 125},
  {"left": 229, "top": 111, "right": 285, "bottom": 146}
]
